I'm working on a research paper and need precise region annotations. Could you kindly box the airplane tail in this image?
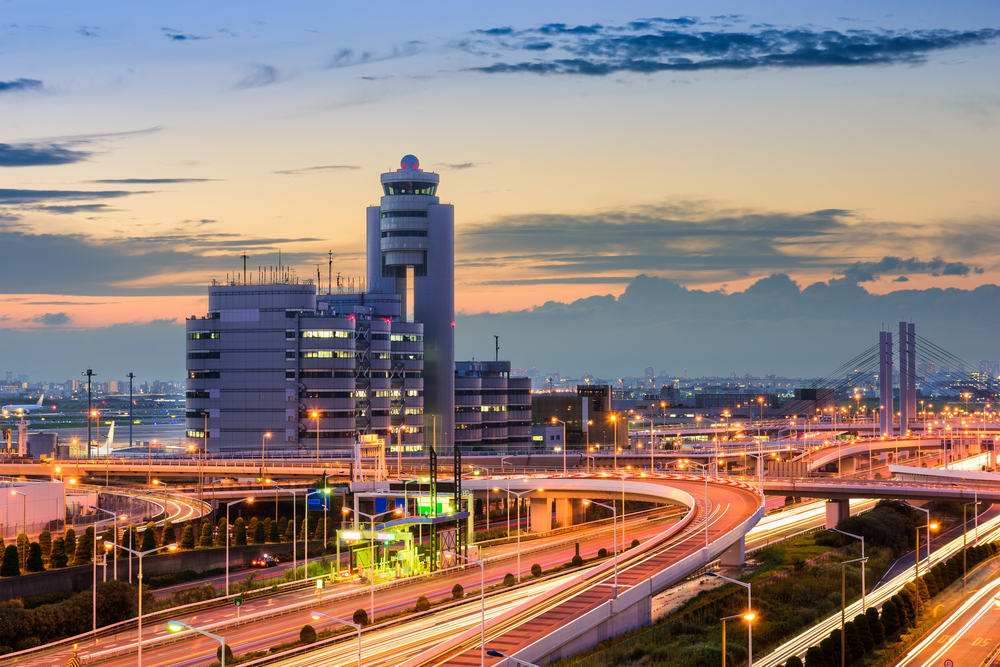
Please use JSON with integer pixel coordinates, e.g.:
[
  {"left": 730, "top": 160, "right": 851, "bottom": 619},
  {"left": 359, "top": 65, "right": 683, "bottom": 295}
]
[
  {"left": 105, "top": 422, "right": 115, "bottom": 452},
  {"left": 36, "top": 394, "right": 44, "bottom": 406}
]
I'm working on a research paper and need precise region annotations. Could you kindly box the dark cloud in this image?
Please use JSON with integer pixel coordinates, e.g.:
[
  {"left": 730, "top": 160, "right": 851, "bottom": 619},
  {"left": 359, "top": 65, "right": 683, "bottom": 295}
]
[
  {"left": 274, "top": 165, "right": 360, "bottom": 176},
  {"left": 839, "top": 256, "right": 982, "bottom": 283},
  {"left": 162, "top": 28, "right": 206, "bottom": 41},
  {"left": 456, "top": 274, "right": 998, "bottom": 377},
  {"left": 0, "top": 79, "right": 43, "bottom": 93},
  {"left": 435, "top": 162, "right": 481, "bottom": 170},
  {"left": 237, "top": 64, "right": 279, "bottom": 89},
  {"left": 90, "top": 178, "right": 217, "bottom": 184},
  {"left": 77, "top": 26, "right": 100, "bottom": 37},
  {"left": 0, "top": 143, "right": 91, "bottom": 167},
  {"left": 893, "top": 276, "right": 909, "bottom": 282},
  {"left": 39, "top": 204, "right": 111, "bottom": 215},
  {"left": 476, "top": 276, "right": 635, "bottom": 285},
  {"left": 468, "top": 20, "right": 1000, "bottom": 75},
  {"left": 32, "top": 312, "right": 70, "bottom": 325},
  {"left": 0, "top": 188, "right": 140, "bottom": 204},
  {"left": 324, "top": 42, "right": 423, "bottom": 69}
]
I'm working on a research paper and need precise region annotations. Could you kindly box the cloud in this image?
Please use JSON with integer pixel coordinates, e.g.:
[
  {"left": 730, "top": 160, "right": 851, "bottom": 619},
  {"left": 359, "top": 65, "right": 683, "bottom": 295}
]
[
  {"left": 0, "top": 189, "right": 140, "bottom": 205},
  {"left": 467, "top": 20, "right": 1000, "bottom": 75},
  {"left": 162, "top": 28, "right": 206, "bottom": 41},
  {"left": 323, "top": 42, "right": 423, "bottom": 69},
  {"left": 32, "top": 312, "right": 70, "bottom": 325},
  {"left": 0, "top": 79, "right": 43, "bottom": 93},
  {"left": 274, "top": 165, "right": 360, "bottom": 176},
  {"left": 436, "top": 162, "right": 482, "bottom": 170},
  {"left": 77, "top": 26, "right": 100, "bottom": 37},
  {"left": 0, "top": 143, "right": 92, "bottom": 167},
  {"left": 456, "top": 274, "right": 998, "bottom": 377},
  {"left": 236, "top": 64, "right": 280, "bottom": 89},
  {"left": 475, "top": 276, "right": 636, "bottom": 286},
  {"left": 893, "top": 276, "right": 910, "bottom": 282},
  {"left": 39, "top": 204, "right": 112, "bottom": 215},
  {"left": 89, "top": 178, "right": 217, "bottom": 184},
  {"left": 839, "top": 256, "right": 983, "bottom": 283}
]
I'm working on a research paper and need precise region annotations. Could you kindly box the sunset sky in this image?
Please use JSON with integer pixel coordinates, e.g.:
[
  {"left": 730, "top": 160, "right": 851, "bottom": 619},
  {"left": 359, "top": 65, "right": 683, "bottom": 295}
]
[{"left": 2, "top": 1, "right": 998, "bottom": 379}]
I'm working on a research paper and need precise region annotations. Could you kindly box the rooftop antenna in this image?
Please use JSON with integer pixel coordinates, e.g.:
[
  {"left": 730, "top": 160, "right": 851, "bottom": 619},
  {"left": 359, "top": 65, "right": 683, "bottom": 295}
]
[
  {"left": 279, "top": 250, "right": 282, "bottom": 275},
  {"left": 242, "top": 253, "right": 247, "bottom": 285},
  {"left": 494, "top": 335, "right": 499, "bottom": 362},
  {"left": 328, "top": 250, "right": 333, "bottom": 295}
]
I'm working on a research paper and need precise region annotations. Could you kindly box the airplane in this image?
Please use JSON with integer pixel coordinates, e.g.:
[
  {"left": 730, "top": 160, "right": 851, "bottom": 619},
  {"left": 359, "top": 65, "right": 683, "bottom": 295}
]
[{"left": 2, "top": 395, "right": 45, "bottom": 416}]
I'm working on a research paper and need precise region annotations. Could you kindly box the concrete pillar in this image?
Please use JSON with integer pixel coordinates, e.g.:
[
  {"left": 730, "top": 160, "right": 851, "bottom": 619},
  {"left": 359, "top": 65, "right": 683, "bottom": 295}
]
[
  {"left": 839, "top": 456, "right": 856, "bottom": 475},
  {"left": 720, "top": 535, "right": 745, "bottom": 567},
  {"left": 571, "top": 498, "right": 586, "bottom": 524},
  {"left": 554, "top": 498, "right": 572, "bottom": 527},
  {"left": 879, "top": 331, "right": 893, "bottom": 437},
  {"left": 530, "top": 497, "right": 551, "bottom": 533},
  {"left": 825, "top": 499, "right": 850, "bottom": 529}
]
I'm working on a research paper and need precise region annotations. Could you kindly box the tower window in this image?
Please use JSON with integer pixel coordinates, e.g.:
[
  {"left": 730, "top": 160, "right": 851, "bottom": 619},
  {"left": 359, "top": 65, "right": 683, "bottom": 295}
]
[
  {"left": 381, "top": 230, "right": 428, "bottom": 238},
  {"left": 382, "top": 182, "right": 437, "bottom": 196}
]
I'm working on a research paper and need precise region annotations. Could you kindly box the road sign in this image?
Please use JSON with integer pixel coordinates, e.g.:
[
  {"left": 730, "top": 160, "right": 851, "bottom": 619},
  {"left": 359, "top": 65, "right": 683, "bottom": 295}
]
[
  {"left": 234, "top": 597, "right": 243, "bottom": 608},
  {"left": 944, "top": 660, "right": 954, "bottom": 666}
]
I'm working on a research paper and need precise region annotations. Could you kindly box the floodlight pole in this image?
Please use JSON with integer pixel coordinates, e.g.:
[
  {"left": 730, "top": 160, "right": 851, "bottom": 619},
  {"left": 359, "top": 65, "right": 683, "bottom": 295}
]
[
  {"left": 584, "top": 498, "right": 618, "bottom": 598},
  {"left": 310, "top": 611, "right": 361, "bottom": 667},
  {"left": 710, "top": 572, "right": 753, "bottom": 667},
  {"left": 445, "top": 550, "right": 485, "bottom": 667},
  {"left": 830, "top": 528, "right": 866, "bottom": 612},
  {"left": 109, "top": 541, "right": 177, "bottom": 667}
]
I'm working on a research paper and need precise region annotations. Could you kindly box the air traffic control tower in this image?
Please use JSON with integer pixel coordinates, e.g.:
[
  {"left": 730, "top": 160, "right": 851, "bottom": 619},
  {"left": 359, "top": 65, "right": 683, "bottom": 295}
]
[{"left": 367, "top": 155, "right": 455, "bottom": 449}]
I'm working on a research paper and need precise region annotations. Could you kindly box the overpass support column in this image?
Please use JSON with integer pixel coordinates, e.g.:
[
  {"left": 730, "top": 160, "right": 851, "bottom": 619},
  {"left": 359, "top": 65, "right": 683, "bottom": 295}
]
[
  {"left": 825, "top": 499, "right": 850, "bottom": 529},
  {"left": 530, "top": 497, "right": 552, "bottom": 533},
  {"left": 839, "top": 456, "right": 856, "bottom": 475},
  {"left": 555, "top": 498, "right": 572, "bottom": 527},
  {"left": 571, "top": 498, "right": 586, "bottom": 524},
  {"left": 720, "top": 536, "right": 745, "bottom": 567}
]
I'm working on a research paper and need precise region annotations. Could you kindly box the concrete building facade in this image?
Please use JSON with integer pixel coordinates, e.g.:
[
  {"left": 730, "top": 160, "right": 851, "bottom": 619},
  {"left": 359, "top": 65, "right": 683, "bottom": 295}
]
[{"left": 454, "top": 361, "right": 531, "bottom": 453}]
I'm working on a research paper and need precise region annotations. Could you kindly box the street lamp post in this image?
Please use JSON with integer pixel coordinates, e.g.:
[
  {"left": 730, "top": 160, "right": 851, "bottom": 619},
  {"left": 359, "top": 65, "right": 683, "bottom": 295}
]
[
  {"left": 89, "top": 505, "right": 117, "bottom": 582},
  {"left": 830, "top": 528, "right": 866, "bottom": 612},
  {"left": 551, "top": 418, "right": 567, "bottom": 475},
  {"left": 486, "top": 650, "right": 542, "bottom": 667},
  {"left": 678, "top": 461, "right": 710, "bottom": 549},
  {"left": 498, "top": 488, "right": 534, "bottom": 582},
  {"left": 720, "top": 612, "right": 756, "bottom": 667},
  {"left": 166, "top": 621, "right": 227, "bottom": 667},
  {"left": 310, "top": 611, "right": 362, "bottom": 666},
  {"left": 583, "top": 498, "right": 618, "bottom": 598},
  {"left": 225, "top": 497, "right": 254, "bottom": 596},
  {"left": 10, "top": 490, "right": 26, "bottom": 570},
  {"left": 109, "top": 541, "right": 177, "bottom": 667},
  {"left": 272, "top": 485, "right": 298, "bottom": 578},
  {"left": 610, "top": 414, "right": 618, "bottom": 471},
  {"left": 260, "top": 432, "right": 271, "bottom": 486},
  {"left": 444, "top": 550, "right": 485, "bottom": 667},
  {"left": 304, "top": 488, "right": 332, "bottom": 572},
  {"left": 903, "top": 502, "right": 937, "bottom": 627},
  {"left": 312, "top": 412, "right": 320, "bottom": 466},
  {"left": 838, "top": 557, "right": 868, "bottom": 667},
  {"left": 710, "top": 572, "right": 753, "bottom": 667},
  {"left": 342, "top": 507, "right": 401, "bottom": 623}
]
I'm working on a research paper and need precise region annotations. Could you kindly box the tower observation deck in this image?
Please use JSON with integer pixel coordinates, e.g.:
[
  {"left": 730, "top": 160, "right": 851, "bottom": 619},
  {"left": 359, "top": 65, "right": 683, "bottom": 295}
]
[{"left": 367, "top": 155, "right": 455, "bottom": 450}]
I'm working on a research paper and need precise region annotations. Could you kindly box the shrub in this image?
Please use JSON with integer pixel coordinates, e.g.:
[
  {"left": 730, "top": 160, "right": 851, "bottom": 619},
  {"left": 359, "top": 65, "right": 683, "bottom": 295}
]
[
  {"left": 854, "top": 613, "right": 874, "bottom": 653},
  {"left": 141, "top": 521, "right": 158, "bottom": 552},
  {"left": 234, "top": 517, "right": 248, "bottom": 546},
  {"left": 804, "top": 646, "right": 825, "bottom": 667},
  {"left": 503, "top": 573, "right": 516, "bottom": 587},
  {"left": 0, "top": 646, "right": 12, "bottom": 655},
  {"left": 1, "top": 545, "right": 20, "bottom": 576},
  {"left": 452, "top": 583, "right": 464, "bottom": 600},
  {"left": 530, "top": 563, "right": 542, "bottom": 578},
  {"left": 844, "top": 621, "right": 864, "bottom": 663},
  {"left": 26, "top": 542, "right": 44, "bottom": 572},
  {"left": 785, "top": 656, "right": 804, "bottom": 667},
  {"left": 199, "top": 521, "right": 214, "bottom": 548},
  {"left": 353, "top": 608, "right": 369, "bottom": 625},
  {"left": 49, "top": 538, "right": 68, "bottom": 569},
  {"left": 162, "top": 520, "right": 176, "bottom": 546},
  {"left": 880, "top": 598, "right": 900, "bottom": 636},
  {"left": 284, "top": 519, "right": 295, "bottom": 543},
  {"left": 180, "top": 522, "right": 196, "bottom": 549},
  {"left": 299, "top": 624, "right": 317, "bottom": 644},
  {"left": 215, "top": 518, "right": 228, "bottom": 547},
  {"left": 598, "top": 547, "right": 608, "bottom": 558},
  {"left": 216, "top": 644, "right": 234, "bottom": 662},
  {"left": 277, "top": 516, "right": 289, "bottom": 542},
  {"left": 13, "top": 637, "right": 40, "bottom": 651},
  {"left": 38, "top": 530, "right": 51, "bottom": 564},
  {"left": 71, "top": 527, "right": 94, "bottom": 566},
  {"left": 253, "top": 518, "right": 266, "bottom": 545},
  {"left": 571, "top": 555, "right": 583, "bottom": 567},
  {"left": 630, "top": 538, "right": 640, "bottom": 548},
  {"left": 865, "top": 607, "right": 884, "bottom": 644},
  {"left": 793, "top": 558, "right": 807, "bottom": 572},
  {"left": 64, "top": 528, "right": 76, "bottom": 558},
  {"left": 415, "top": 595, "right": 431, "bottom": 611},
  {"left": 265, "top": 518, "right": 277, "bottom": 543}
]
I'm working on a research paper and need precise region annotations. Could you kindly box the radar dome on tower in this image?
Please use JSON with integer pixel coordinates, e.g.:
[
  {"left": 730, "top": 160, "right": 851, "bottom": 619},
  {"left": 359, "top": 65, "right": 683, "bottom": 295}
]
[{"left": 399, "top": 154, "right": 421, "bottom": 171}]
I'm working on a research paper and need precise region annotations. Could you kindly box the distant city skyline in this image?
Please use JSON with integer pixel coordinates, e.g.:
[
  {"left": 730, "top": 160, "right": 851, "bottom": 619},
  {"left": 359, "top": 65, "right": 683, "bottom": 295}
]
[{"left": 1, "top": 1, "right": 997, "bottom": 378}]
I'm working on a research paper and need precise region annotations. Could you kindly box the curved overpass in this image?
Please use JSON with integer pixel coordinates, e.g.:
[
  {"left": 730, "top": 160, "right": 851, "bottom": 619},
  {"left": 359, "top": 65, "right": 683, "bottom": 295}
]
[{"left": 402, "top": 473, "right": 762, "bottom": 667}]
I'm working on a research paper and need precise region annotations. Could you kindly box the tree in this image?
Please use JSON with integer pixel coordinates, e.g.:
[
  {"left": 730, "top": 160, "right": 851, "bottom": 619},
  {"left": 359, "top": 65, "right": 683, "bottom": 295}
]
[
  {"left": 915, "top": 577, "right": 931, "bottom": 604},
  {"left": 353, "top": 608, "right": 369, "bottom": 625},
  {"left": 180, "top": 522, "right": 195, "bottom": 549},
  {"left": 264, "top": 518, "right": 276, "bottom": 543},
  {"left": 299, "top": 624, "right": 317, "bottom": 644},
  {"left": 215, "top": 518, "right": 228, "bottom": 547},
  {"left": 921, "top": 573, "right": 938, "bottom": 598},
  {"left": 140, "top": 522, "right": 158, "bottom": 552},
  {"left": 299, "top": 515, "right": 310, "bottom": 542},
  {"left": 853, "top": 613, "right": 874, "bottom": 653},
  {"left": 947, "top": 557, "right": 961, "bottom": 583},
  {"left": 452, "top": 583, "right": 464, "bottom": 599},
  {"left": 572, "top": 554, "right": 584, "bottom": 567},
  {"left": 866, "top": 607, "right": 884, "bottom": 645},
  {"left": 16, "top": 534, "right": 28, "bottom": 570},
  {"left": 249, "top": 517, "right": 263, "bottom": 544},
  {"left": 26, "top": 542, "right": 44, "bottom": 572},
  {"left": 95, "top": 580, "right": 139, "bottom": 626},
  {"left": 880, "top": 598, "right": 900, "bottom": 636},
  {"left": 234, "top": 517, "right": 247, "bottom": 546},
  {"left": 819, "top": 631, "right": 840, "bottom": 667},
  {"left": 255, "top": 518, "right": 266, "bottom": 544},
  {"left": 72, "top": 527, "right": 94, "bottom": 566},
  {"left": 503, "top": 573, "right": 516, "bottom": 587},
  {"left": 162, "top": 520, "right": 176, "bottom": 546},
  {"left": 844, "top": 621, "right": 864, "bottom": 664},
  {"left": 38, "top": 530, "right": 52, "bottom": 564},
  {"left": 415, "top": 595, "right": 430, "bottom": 611},
  {"left": 1, "top": 545, "right": 20, "bottom": 576},
  {"left": 216, "top": 644, "right": 234, "bottom": 663},
  {"left": 49, "top": 537, "right": 68, "bottom": 569},
  {"left": 278, "top": 516, "right": 288, "bottom": 542},
  {"left": 530, "top": 563, "right": 542, "bottom": 578},
  {"left": 64, "top": 528, "right": 77, "bottom": 560},
  {"left": 785, "top": 656, "right": 804, "bottom": 667},
  {"left": 198, "top": 521, "right": 213, "bottom": 548},
  {"left": 284, "top": 518, "right": 295, "bottom": 543},
  {"left": 804, "top": 646, "right": 825, "bottom": 667}
]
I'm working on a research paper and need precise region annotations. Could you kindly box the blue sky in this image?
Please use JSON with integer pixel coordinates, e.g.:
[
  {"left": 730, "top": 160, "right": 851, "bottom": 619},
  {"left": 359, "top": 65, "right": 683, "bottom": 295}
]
[{"left": 1, "top": 1, "right": 997, "bottom": 379}]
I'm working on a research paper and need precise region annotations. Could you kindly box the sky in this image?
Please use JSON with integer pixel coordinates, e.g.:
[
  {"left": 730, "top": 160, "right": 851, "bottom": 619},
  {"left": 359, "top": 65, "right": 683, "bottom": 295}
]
[{"left": 1, "top": 1, "right": 998, "bottom": 381}]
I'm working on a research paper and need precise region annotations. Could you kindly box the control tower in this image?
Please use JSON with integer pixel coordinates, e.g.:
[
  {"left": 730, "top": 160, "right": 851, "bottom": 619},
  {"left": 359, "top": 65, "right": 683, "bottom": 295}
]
[{"left": 367, "top": 155, "right": 455, "bottom": 450}]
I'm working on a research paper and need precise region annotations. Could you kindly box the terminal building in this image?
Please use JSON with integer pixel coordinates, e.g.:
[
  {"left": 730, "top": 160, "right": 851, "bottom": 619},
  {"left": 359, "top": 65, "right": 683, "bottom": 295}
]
[{"left": 186, "top": 156, "right": 529, "bottom": 454}]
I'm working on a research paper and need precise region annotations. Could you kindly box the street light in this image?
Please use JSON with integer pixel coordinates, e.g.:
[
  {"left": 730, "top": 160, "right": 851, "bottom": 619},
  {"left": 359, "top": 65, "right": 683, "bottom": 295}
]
[
  {"left": 710, "top": 572, "right": 753, "bottom": 667},
  {"left": 444, "top": 550, "right": 485, "bottom": 667},
  {"left": 551, "top": 417, "right": 567, "bottom": 475},
  {"left": 610, "top": 413, "right": 618, "bottom": 471},
  {"left": 261, "top": 432, "right": 271, "bottom": 485},
  {"left": 166, "top": 620, "right": 227, "bottom": 667},
  {"left": 310, "top": 611, "right": 361, "bottom": 666},
  {"left": 312, "top": 411, "right": 320, "bottom": 466},
  {"left": 109, "top": 541, "right": 177, "bottom": 667},
  {"left": 304, "top": 488, "right": 333, "bottom": 573},
  {"left": 89, "top": 505, "right": 117, "bottom": 582},
  {"left": 225, "top": 497, "right": 254, "bottom": 596},
  {"left": 486, "top": 650, "right": 542, "bottom": 667},
  {"left": 903, "top": 502, "right": 937, "bottom": 627},
  {"left": 271, "top": 484, "right": 298, "bottom": 578},
  {"left": 342, "top": 507, "right": 401, "bottom": 622},
  {"left": 582, "top": 499, "right": 618, "bottom": 598},
  {"left": 677, "top": 460, "right": 710, "bottom": 549},
  {"left": 9, "top": 490, "right": 26, "bottom": 570},
  {"left": 830, "top": 528, "right": 866, "bottom": 612},
  {"left": 497, "top": 488, "right": 535, "bottom": 582},
  {"left": 720, "top": 612, "right": 756, "bottom": 667}
]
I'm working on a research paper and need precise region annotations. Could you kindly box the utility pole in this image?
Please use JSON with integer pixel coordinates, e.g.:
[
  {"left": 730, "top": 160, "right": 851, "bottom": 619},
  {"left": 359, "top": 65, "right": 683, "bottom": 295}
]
[
  {"left": 83, "top": 368, "right": 96, "bottom": 452},
  {"left": 328, "top": 250, "right": 333, "bottom": 295},
  {"left": 127, "top": 373, "right": 135, "bottom": 449},
  {"left": 494, "top": 335, "right": 499, "bottom": 363},
  {"left": 242, "top": 252, "right": 247, "bottom": 285}
]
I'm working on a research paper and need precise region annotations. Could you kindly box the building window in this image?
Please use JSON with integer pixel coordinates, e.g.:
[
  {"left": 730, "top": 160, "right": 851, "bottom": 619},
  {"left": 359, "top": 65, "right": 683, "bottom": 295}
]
[
  {"left": 186, "top": 390, "right": 210, "bottom": 399},
  {"left": 188, "top": 371, "right": 220, "bottom": 379},
  {"left": 187, "top": 351, "right": 221, "bottom": 359},
  {"left": 380, "top": 210, "right": 428, "bottom": 218},
  {"left": 380, "top": 230, "right": 428, "bottom": 238},
  {"left": 390, "top": 334, "right": 423, "bottom": 342},
  {"left": 301, "top": 330, "right": 351, "bottom": 338},
  {"left": 301, "top": 351, "right": 353, "bottom": 358},
  {"left": 186, "top": 429, "right": 208, "bottom": 438},
  {"left": 187, "top": 332, "right": 220, "bottom": 340},
  {"left": 382, "top": 182, "right": 437, "bottom": 196}
]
